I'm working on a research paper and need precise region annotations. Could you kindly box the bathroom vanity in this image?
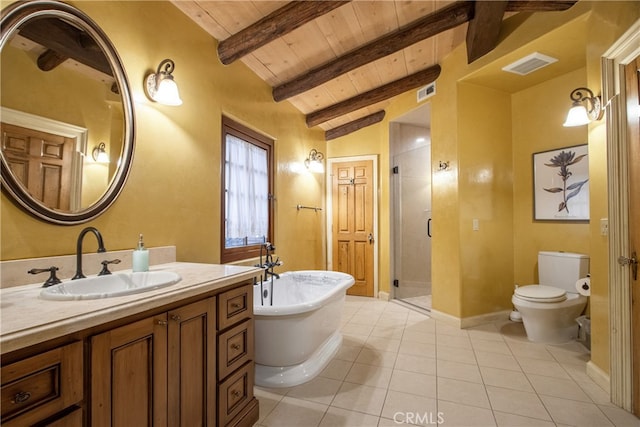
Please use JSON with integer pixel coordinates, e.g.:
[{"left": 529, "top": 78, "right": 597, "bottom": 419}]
[{"left": 0, "top": 262, "right": 260, "bottom": 427}]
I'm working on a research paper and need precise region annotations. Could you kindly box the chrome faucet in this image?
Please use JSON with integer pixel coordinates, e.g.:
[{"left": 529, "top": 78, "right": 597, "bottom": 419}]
[{"left": 72, "top": 227, "right": 107, "bottom": 279}]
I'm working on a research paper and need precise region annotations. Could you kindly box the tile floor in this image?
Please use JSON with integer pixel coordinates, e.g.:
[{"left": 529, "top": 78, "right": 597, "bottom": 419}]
[{"left": 253, "top": 296, "right": 640, "bottom": 427}]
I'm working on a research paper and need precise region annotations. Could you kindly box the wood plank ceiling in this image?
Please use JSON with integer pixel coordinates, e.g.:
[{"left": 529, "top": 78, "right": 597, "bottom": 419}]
[{"left": 172, "top": 1, "right": 576, "bottom": 139}]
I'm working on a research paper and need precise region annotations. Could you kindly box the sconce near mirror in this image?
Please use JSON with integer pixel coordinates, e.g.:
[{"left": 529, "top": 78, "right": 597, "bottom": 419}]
[
  {"left": 304, "top": 148, "right": 324, "bottom": 173},
  {"left": 92, "top": 142, "right": 109, "bottom": 163},
  {"left": 563, "top": 87, "right": 603, "bottom": 127},
  {"left": 145, "top": 59, "right": 182, "bottom": 106}
]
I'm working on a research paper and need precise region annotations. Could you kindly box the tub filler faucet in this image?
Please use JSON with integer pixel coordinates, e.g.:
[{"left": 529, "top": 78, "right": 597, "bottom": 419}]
[
  {"left": 73, "top": 226, "right": 107, "bottom": 280},
  {"left": 255, "top": 242, "right": 283, "bottom": 306}
]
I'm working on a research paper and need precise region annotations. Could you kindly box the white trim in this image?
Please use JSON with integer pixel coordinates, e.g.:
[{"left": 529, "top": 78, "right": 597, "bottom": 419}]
[
  {"left": 1, "top": 106, "right": 87, "bottom": 211},
  {"left": 601, "top": 18, "right": 639, "bottom": 411},
  {"left": 326, "top": 155, "right": 379, "bottom": 297},
  {"left": 461, "top": 310, "right": 511, "bottom": 329},
  {"left": 429, "top": 309, "right": 461, "bottom": 328},
  {"left": 587, "top": 360, "right": 611, "bottom": 393}
]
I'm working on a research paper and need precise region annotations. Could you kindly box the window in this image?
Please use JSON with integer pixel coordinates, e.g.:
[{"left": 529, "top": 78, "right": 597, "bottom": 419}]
[{"left": 221, "top": 117, "right": 273, "bottom": 263}]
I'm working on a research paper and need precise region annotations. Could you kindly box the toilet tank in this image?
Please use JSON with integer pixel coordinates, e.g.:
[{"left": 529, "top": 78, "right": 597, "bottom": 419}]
[{"left": 538, "top": 251, "right": 589, "bottom": 291}]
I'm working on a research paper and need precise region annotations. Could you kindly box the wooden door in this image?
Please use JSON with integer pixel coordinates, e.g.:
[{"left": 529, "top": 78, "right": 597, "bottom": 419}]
[
  {"left": 91, "top": 314, "right": 168, "bottom": 427},
  {"left": 625, "top": 55, "right": 640, "bottom": 416},
  {"left": 332, "top": 160, "right": 374, "bottom": 296},
  {"left": 1, "top": 123, "right": 74, "bottom": 210},
  {"left": 167, "top": 298, "right": 217, "bottom": 427}
]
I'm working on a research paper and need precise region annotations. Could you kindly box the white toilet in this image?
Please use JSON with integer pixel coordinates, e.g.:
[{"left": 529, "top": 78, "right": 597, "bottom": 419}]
[{"left": 512, "top": 251, "right": 589, "bottom": 343}]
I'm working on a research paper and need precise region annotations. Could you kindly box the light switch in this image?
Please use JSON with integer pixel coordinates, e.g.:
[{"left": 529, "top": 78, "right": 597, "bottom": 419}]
[
  {"left": 600, "top": 218, "right": 609, "bottom": 236},
  {"left": 472, "top": 219, "right": 479, "bottom": 231}
]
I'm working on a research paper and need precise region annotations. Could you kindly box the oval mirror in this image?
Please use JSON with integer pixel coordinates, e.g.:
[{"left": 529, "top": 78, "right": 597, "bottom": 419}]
[{"left": 0, "top": 0, "right": 134, "bottom": 225}]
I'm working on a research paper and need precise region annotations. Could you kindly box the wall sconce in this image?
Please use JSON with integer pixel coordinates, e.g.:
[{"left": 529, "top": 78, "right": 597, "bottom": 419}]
[
  {"left": 92, "top": 142, "right": 109, "bottom": 163},
  {"left": 563, "top": 87, "right": 603, "bottom": 127},
  {"left": 304, "top": 149, "right": 324, "bottom": 173},
  {"left": 144, "top": 59, "right": 183, "bottom": 106}
]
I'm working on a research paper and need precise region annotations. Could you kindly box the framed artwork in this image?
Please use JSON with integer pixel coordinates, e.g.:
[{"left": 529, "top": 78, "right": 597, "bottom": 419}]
[{"left": 533, "top": 144, "right": 589, "bottom": 221}]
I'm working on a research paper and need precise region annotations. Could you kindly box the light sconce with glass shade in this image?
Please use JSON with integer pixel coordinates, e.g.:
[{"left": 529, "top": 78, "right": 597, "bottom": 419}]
[
  {"left": 144, "top": 59, "right": 183, "bottom": 106},
  {"left": 563, "top": 87, "right": 603, "bottom": 127},
  {"left": 304, "top": 149, "right": 325, "bottom": 173},
  {"left": 92, "top": 142, "right": 110, "bottom": 163}
]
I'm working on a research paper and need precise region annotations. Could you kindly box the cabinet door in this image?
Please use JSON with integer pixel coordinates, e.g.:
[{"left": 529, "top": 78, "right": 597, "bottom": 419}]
[
  {"left": 91, "top": 314, "right": 168, "bottom": 427},
  {"left": 167, "top": 298, "right": 217, "bottom": 427}
]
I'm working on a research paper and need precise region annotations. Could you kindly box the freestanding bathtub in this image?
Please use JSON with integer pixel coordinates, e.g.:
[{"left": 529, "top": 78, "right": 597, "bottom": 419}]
[{"left": 253, "top": 270, "right": 354, "bottom": 388}]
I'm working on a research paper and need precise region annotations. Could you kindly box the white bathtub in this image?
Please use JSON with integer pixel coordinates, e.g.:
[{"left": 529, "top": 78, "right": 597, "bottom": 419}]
[{"left": 253, "top": 270, "right": 354, "bottom": 388}]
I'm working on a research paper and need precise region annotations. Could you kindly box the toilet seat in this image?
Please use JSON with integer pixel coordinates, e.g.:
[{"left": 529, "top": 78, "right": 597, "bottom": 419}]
[{"left": 514, "top": 285, "right": 567, "bottom": 303}]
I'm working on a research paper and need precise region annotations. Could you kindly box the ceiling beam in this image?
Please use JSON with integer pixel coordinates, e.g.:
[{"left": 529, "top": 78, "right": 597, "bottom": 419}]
[
  {"left": 325, "top": 111, "right": 386, "bottom": 141},
  {"left": 306, "top": 65, "right": 441, "bottom": 128},
  {"left": 275, "top": 1, "right": 473, "bottom": 102},
  {"left": 274, "top": 0, "right": 577, "bottom": 102},
  {"left": 217, "top": 1, "right": 351, "bottom": 65},
  {"left": 466, "top": 1, "right": 508, "bottom": 63}
]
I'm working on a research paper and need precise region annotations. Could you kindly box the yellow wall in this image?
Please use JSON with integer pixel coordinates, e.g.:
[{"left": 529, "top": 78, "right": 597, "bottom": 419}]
[{"left": 0, "top": 0, "right": 326, "bottom": 273}]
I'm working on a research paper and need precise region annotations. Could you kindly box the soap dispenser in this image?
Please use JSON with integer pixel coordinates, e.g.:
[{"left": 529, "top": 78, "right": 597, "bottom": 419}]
[{"left": 132, "top": 234, "right": 149, "bottom": 272}]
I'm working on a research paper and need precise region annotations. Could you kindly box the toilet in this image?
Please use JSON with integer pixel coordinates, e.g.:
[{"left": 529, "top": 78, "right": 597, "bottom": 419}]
[{"left": 512, "top": 251, "right": 589, "bottom": 343}]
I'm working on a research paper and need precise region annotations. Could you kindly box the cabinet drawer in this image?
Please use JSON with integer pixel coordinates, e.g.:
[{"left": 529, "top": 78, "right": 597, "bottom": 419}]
[
  {"left": 218, "top": 284, "right": 253, "bottom": 330},
  {"left": 218, "top": 319, "right": 254, "bottom": 380},
  {"left": 1, "top": 341, "right": 83, "bottom": 427},
  {"left": 218, "top": 361, "right": 254, "bottom": 427}
]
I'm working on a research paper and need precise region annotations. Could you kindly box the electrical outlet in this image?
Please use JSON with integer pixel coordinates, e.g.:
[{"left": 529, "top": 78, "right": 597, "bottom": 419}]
[
  {"left": 600, "top": 218, "right": 609, "bottom": 236},
  {"left": 472, "top": 219, "right": 479, "bottom": 231}
]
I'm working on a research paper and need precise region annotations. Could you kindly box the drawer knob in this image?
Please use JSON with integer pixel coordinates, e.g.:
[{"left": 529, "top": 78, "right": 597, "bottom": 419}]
[
  {"left": 170, "top": 314, "right": 181, "bottom": 322},
  {"left": 231, "top": 343, "right": 241, "bottom": 350},
  {"left": 231, "top": 302, "right": 242, "bottom": 309},
  {"left": 13, "top": 391, "right": 32, "bottom": 404},
  {"left": 232, "top": 390, "right": 242, "bottom": 398},
  {"left": 156, "top": 320, "right": 168, "bottom": 326}
]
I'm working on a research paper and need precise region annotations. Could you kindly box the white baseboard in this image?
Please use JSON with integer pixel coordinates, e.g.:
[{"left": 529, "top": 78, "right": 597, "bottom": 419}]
[
  {"left": 378, "top": 291, "right": 391, "bottom": 301},
  {"left": 586, "top": 361, "right": 610, "bottom": 392},
  {"left": 461, "top": 310, "right": 511, "bottom": 329},
  {"left": 429, "top": 309, "right": 461, "bottom": 328}
]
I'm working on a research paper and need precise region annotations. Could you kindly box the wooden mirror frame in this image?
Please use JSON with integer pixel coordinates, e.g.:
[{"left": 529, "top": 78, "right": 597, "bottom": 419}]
[{"left": 0, "top": 0, "right": 135, "bottom": 225}]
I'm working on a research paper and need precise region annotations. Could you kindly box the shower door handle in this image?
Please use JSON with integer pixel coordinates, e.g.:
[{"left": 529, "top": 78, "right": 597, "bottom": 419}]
[{"left": 427, "top": 219, "right": 432, "bottom": 237}]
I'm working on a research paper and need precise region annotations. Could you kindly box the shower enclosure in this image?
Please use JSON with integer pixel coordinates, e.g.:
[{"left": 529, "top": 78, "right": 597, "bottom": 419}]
[{"left": 391, "top": 122, "right": 432, "bottom": 311}]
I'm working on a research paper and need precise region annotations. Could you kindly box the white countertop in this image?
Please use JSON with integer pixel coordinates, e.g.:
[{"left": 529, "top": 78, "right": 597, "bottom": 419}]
[{"left": 0, "top": 262, "right": 261, "bottom": 354}]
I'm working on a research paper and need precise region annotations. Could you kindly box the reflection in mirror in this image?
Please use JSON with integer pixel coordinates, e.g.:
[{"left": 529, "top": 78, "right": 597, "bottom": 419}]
[{"left": 0, "top": 1, "right": 134, "bottom": 224}]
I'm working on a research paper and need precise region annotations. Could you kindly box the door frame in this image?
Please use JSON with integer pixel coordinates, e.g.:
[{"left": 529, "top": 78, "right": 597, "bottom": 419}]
[
  {"left": 326, "top": 155, "right": 379, "bottom": 297},
  {"left": 602, "top": 18, "right": 640, "bottom": 411}
]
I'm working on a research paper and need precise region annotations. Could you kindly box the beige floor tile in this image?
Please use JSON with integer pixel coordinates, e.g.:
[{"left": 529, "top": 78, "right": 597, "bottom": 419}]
[
  {"left": 349, "top": 312, "right": 383, "bottom": 325},
  {"left": 335, "top": 343, "right": 363, "bottom": 362},
  {"left": 526, "top": 373, "right": 591, "bottom": 402},
  {"left": 437, "top": 377, "right": 490, "bottom": 409},
  {"left": 380, "top": 390, "right": 438, "bottom": 424},
  {"left": 436, "top": 344, "right": 477, "bottom": 365},
  {"left": 470, "top": 338, "right": 511, "bottom": 355},
  {"left": 437, "top": 359, "right": 483, "bottom": 383},
  {"left": 436, "top": 334, "right": 473, "bottom": 349},
  {"left": 507, "top": 341, "right": 555, "bottom": 361},
  {"left": 261, "top": 396, "right": 328, "bottom": 427},
  {"left": 356, "top": 348, "right": 398, "bottom": 368},
  {"left": 377, "top": 417, "right": 420, "bottom": 426},
  {"left": 517, "top": 356, "right": 572, "bottom": 380},
  {"left": 331, "top": 382, "right": 387, "bottom": 416},
  {"left": 540, "top": 395, "right": 614, "bottom": 426},
  {"left": 394, "top": 353, "right": 437, "bottom": 376},
  {"left": 389, "top": 369, "right": 437, "bottom": 398},
  {"left": 405, "top": 318, "right": 436, "bottom": 334},
  {"left": 402, "top": 330, "right": 436, "bottom": 344},
  {"left": 286, "top": 376, "right": 343, "bottom": 405},
  {"left": 597, "top": 404, "right": 640, "bottom": 426},
  {"left": 342, "top": 323, "right": 375, "bottom": 337},
  {"left": 436, "top": 322, "right": 470, "bottom": 337},
  {"left": 474, "top": 350, "right": 522, "bottom": 371},
  {"left": 365, "top": 336, "right": 402, "bottom": 353},
  {"left": 576, "top": 379, "right": 614, "bottom": 406},
  {"left": 345, "top": 363, "right": 394, "bottom": 388},
  {"left": 561, "top": 360, "right": 593, "bottom": 383},
  {"left": 254, "top": 387, "right": 286, "bottom": 424},
  {"left": 320, "top": 359, "right": 354, "bottom": 381},
  {"left": 399, "top": 340, "right": 436, "bottom": 358},
  {"left": 493, "top": 411, "right": 556, "bottom": 427},
  {"left": 466, "top": 323, "right": 505, "bottom": 342},
  {"left": 318, "top": 406, "right": 380, "bottom": 427},
  {"left": 480, "top": 367, "right": 533, "bottom": 392},
  {"left": 437, "top": 400, "right": 496, "bottom": 426},
  {"left": 486, "top": 386, "right": 552, "bottom": 421},
  {"left": 370, "top": 326, "right": 405, "bottom": 340}
]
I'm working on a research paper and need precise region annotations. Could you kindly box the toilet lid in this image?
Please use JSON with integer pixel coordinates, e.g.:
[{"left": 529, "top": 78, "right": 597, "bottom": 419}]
[{"left": 515, "top": 285, "right": 567, "bottom": 303}]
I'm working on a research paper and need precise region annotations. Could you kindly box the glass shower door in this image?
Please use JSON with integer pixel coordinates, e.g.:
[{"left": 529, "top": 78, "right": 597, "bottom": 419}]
[{"left": 393, "top": 145, "right": 432, "bottom": 310}]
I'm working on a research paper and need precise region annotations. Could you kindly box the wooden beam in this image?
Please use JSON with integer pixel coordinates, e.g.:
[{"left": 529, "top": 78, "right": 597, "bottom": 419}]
[
  {"left": 274, "top": 2, "right": 473, "bottom": 102},
  {"left": 306, "top": 65, "right": 440, "bottom": 127},
  {"left": 506, "top": 1, "right": 576, "bottom": 12},
  {"left": 466, "top": 1, "right": 508, "bottom": 63},
  {"left": 325, "top": 111, "right": 386, "bottom": 140},
  {"left": 19, "top": 17, "right": 112, "bottom": 76},
  {"left": 37, "top": 49, "right": 68, "bottom": 72},
  {"left": 217, "top": 1, "right": 351, "bottom": 65}
]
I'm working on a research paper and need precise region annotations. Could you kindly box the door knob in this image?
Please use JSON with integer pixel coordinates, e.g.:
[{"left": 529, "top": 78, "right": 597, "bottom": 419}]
[
  {"left": 617, "top": 251, "right": 638, "bottom": 280},
  {"left": 368, "top": 233, "right": 374, "bottom": 244}
]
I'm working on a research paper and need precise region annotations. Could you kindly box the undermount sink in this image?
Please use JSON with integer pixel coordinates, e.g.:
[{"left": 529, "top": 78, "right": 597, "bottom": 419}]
[{"left": 40, "top": 271, "right": 182, "bottom": 301}]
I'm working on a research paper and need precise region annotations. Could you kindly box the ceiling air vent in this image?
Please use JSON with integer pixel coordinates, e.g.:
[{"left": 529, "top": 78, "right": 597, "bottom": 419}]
[
  {"left": 417, "top": 82, "right": 436, "bottom": 102},
  {"left": 502, "top": 52, "right": 558, "bottom": 76}
]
